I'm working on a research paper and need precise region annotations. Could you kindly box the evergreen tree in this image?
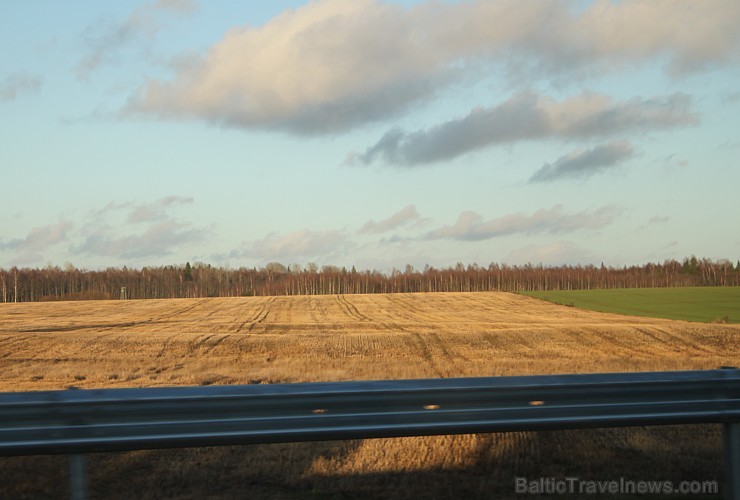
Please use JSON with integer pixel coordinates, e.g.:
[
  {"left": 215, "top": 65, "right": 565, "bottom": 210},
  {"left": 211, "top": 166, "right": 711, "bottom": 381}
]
[{"left": 184, "top": 262, "right": 194, "bottom": 282}]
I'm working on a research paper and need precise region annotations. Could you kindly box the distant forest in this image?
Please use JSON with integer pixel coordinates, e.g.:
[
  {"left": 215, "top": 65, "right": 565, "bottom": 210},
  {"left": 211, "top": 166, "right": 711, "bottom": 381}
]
[{"left": 1, "top": 256, "right": 739, "bottom": 303}]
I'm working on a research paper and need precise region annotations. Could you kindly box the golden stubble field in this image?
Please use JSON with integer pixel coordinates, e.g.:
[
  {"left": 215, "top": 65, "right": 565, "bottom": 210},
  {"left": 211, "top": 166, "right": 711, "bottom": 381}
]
[{"left": 1, "top": 292, "right": 738, "bottom": 499}]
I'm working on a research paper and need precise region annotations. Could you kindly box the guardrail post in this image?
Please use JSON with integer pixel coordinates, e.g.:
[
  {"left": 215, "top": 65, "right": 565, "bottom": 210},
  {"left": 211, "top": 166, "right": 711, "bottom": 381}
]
[
  {"left": 69, "top": 454, "right": 88, "bottom": 500},
  {"left": 726, "top": 422, "right": 739, "bottom": 500}
]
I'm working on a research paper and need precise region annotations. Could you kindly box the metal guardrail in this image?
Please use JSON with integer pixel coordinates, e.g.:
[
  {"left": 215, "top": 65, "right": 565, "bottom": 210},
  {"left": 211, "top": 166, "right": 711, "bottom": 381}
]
[{"left": 1, "top": 369, "right": 739, "bottom": 498}]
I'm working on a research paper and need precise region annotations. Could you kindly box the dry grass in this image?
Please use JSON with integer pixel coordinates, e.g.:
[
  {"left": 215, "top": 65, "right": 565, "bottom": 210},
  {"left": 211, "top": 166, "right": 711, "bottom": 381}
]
[{"left": 1, "top": 292, "right": 737, "bottom": 498}]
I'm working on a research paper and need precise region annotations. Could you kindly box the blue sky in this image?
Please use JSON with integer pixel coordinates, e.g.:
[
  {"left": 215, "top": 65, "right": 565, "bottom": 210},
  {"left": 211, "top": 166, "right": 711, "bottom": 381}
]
[{"left": 2, "top": 0, "right": 739, "bottom": 271}]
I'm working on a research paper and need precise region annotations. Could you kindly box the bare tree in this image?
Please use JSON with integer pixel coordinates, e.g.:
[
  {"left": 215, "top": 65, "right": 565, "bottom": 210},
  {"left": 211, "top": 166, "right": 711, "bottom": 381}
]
[{"left": 12, "top": 267, "right": 19, "bottom": 303}]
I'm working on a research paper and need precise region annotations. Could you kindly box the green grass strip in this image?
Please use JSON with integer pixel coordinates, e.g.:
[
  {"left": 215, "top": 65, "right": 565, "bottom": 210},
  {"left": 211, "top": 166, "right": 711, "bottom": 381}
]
[{"left": 521, "top": 287, "right": 740, "bottom": 324}]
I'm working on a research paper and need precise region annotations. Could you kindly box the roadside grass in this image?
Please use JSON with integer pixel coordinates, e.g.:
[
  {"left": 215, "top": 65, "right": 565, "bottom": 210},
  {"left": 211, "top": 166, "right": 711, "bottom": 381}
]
[{"left": 521, "top": 286, "right": 740, "bottom": 324}]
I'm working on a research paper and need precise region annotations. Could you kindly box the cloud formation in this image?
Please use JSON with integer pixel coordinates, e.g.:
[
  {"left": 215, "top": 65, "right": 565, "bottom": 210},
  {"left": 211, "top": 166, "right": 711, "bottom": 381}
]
[
  {"left": 0, "top": 73, "right": 42, "bottom": 102},
  {"left": 356, "top": 92, "right": 694, "bottom": 166},
  {"left": 0, "top": 221, "right": 73, "bottom": 253},
  {"left": 74, "top": 196, "right": 206, "bottom": 260},
  {"left": 425, "top": 205, "right": 618, "bottom": 241},
  {"left": 75, "top": 219, "right": 204, "bottom": 259},
  {"left": 359, "top": 205, "right": 425, "bottom": 234},
  {"left": 503, "top": 241, "right": 598, "bottom": 266},
  {"left": 77, "top": 0, "right": 196, "bottom": 79},
  {"left": 229, "top": 229, "right": 351, "bottom": 263},
  {"left": 124, "top": 0, "right": 739, "bottom": 134},
  {"left": 126, "top": 196, "right": 194, "bottom": 223},
  {"left": 529, "top": 140, "right": 635, "bottom": 183}
]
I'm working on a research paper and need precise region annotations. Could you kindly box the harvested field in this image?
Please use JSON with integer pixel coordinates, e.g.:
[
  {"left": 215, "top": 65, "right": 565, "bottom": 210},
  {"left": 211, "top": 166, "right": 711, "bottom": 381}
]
[
  {"left": 1, "top": 292, "right": 737, "bottom": 498},
  {"left": 2, "top": 292, "right": 737, "bottom": 390}
]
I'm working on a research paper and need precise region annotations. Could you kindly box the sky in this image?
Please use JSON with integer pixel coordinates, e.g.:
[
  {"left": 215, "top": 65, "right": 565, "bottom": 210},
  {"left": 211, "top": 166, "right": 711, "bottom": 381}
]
[{"left": 1, "top": 0, "right": 739, "bottom": 272}]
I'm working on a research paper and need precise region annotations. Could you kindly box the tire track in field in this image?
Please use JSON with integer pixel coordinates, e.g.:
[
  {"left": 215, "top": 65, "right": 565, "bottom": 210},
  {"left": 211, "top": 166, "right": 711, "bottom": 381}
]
[
  {"left": 150, "top": 299, "right": 210, "bottom": 323},
  {"left": 459, "top": 292, "right": 502, "bottom": 314},
  {"left": 366, "top": 295, "right": 426, "bottom": 331},
  {"left": 390, "top": 293, "right": 455, "bottom": 325},
  {"left": 0, "top": 334, "right": 33, "bottom": 348},
  {"left": 335, "top": 295, "right": 370, "bottom": 322},
  {"left": 424, "top": 330, "right": 470, "bottom": 375},
  {"left": 231, "top": 300, "right": 257, "bottom": 333},
  {"left": 154, "top": 334, "right": 181, "bottom": 359},
  {"left": 0, "top": 335, "right": 34, "bottom": 358},
  {"left": 232, "top": 297, "right": 272, "bottom": 333},
  {"left": 246, "top": 296, "right": 276, "bottom": 333},
  {"left": 464, "top": 292, "right": 545, "bottom": 324},
  {"left": 75, "top": 331, "right": 126, "bottom": 355},
  {"left": 394, "top": 293, "right": 450, "bottom": 321},
  {"left": 634, "top": 326, "right": 716, "bottom": 355},
  {"left": 206, "top": 334, "right": 229, "bottom": 353},
  {"left": 17, "top": 322, "right": 141, "bottom": 334},
  {"left": 189, "top": 334, "right": 216, "bottom": 352},
  {"left": 387, "top": 294, "right": 471, "bottom": 376},
  {"left": 204, "top": 299, "right": 234, "bottom": 318},
  {"left": 260, "top": 296, "right": 296, "bottom": 334},
  {"left": 385, "top": 294, "right": 424, "bottom": 323},
  {"left": 409, "top": 332, "right": 446, "bottom": 378},
  {"left": 652, "top": 325, "right": 719, "bottom": 354},
  {"left": 305, "top": 296, "right": 326, "bottom": 332},
  {"left": 190, "top": 333, "right": 230, "bottom": 355},
  {"left": 571, "top": 328, "right": 655, "bottom": 358}
]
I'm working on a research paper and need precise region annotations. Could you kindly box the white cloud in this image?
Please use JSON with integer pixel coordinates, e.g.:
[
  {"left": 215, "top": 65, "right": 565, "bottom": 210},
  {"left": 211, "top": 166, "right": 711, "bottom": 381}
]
[
  {"left": 425, "top": 205, "right": 619, "bottom": 241},
  {"left": 647, "top": 216, "right": 671, "bottom": 226},
  {"left": 0, "top": 221, "right": 73, "bottom": 266},
  {"left": 503, "top": 241, "right": 598, "bottom": 266},
  {"left": 566, "top": 0, "right": 740, "bottom": 76},
  {"left": 228, "top": 229, "right": 352, "bottom": 264},
  {"left": 77, "top": 0, "right": 197, "bottom": 79},
  {"left": 124, "top": 0, "right": 446, "bottom": 132},
  {"left": 75, "top": 219, "right": 204, "bottom": 259},
  {"left": 359, "top": 204, "right": 425, "bottom": 234},
  {"left": 73, "top": 196, "right": 206, "bottom": 260},
  {"left": 123, "top": 0, "right": 739, "bottom": 133},
  {"left": 126, "top": 196, "right": 193, "bottom": 223},
  {"left": 636, "top": 215, "right": 671, "bottom": 232},
  {"left": 0, "top": 221, "right": 73, "bottom": 253}
]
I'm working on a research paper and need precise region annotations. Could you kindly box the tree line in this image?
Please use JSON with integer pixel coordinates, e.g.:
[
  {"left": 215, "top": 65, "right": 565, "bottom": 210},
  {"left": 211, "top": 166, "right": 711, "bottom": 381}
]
[{"left": 1, "top": 256, "right": 738, "bottom": 303}]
